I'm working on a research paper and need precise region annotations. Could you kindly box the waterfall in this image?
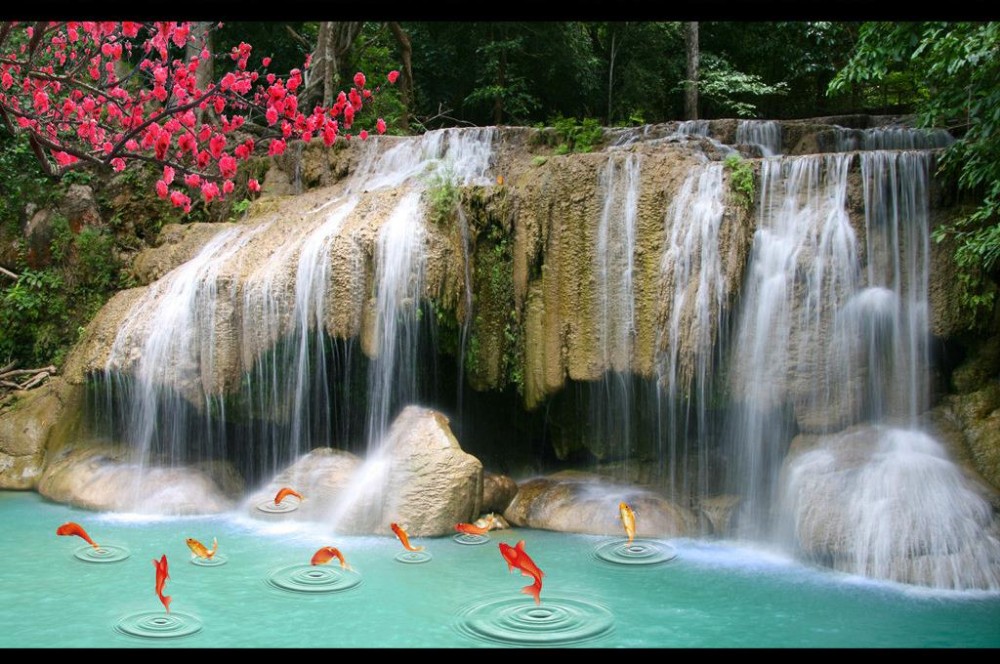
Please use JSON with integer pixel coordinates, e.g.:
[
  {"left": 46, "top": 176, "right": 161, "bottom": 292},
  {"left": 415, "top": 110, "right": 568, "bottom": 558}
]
[
  {"left": 96, "top": 128, "right": 495, "bottom": 511},
  {"left": 736, "top": 120, "right": 782, "bottom": 157},
  {"left": 725, "top": 153, "right": 858, "bottom": 535},
  {"left": 656, "top": 162, "right": 728, "bottom": 505},
  {"left": 589, "top": 151, "right": 642, "bottom": 466},
  {"left": 734, "top": 145, "right": 1000, "bottom": 589},
  {"left": 103, "top": 224, "right": 264, "bottom": 487},
  {"left": 676, "top": 120, "right": 710, "bottom": 137},
  {"left": 366, "top": 191, "right": 426, "bottom": 448},
  {"left": 832, "top": 126, "right": 954, "bottom": 152}
]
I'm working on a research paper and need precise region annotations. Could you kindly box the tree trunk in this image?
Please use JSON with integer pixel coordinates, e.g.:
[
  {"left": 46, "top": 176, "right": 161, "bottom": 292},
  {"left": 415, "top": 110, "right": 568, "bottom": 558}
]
[
  {"left": 186, "top": 22, "right": 214, "bottom": 123},
  {"left": 684, "top": 22, "right": 699, "bottom": 121},
  {"left": 388, "top": 22, "right": 413, "bottom": 133},
  {"left": 607, "top": 26, "right": 618, "bottom": 124},
  {"left": 302, "top": 22, "right": 363, "bottom": 108}
]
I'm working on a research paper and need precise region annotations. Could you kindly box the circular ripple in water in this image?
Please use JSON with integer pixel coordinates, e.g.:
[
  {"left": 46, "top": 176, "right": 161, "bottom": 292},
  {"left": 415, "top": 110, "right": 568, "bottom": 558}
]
[
  {"left": 265, "top": 564, "right": 362, "bottom": 595},
  {"left": 455, "top": 595, "right": 614, "bottom": 647},
  {"left": 256, "top": 499, "right": 299, "bottom": 514},
  {"left": 592, "top": 539, "right": 678, "bottom": 566},
  {"left": 72, "top": 544, "right": 130, "bottom": 563},
  {"left": 114, "top": 611, "right": 202, "bottom": 640},
  {"left": 453, "top": 533, "right": 490, "bottom": 546},
  {"left": 190, "top": 553, "right": 228, "bottom": 567},
  {"left": 394, "top": 550, "right": 432, "bottom": 564}
]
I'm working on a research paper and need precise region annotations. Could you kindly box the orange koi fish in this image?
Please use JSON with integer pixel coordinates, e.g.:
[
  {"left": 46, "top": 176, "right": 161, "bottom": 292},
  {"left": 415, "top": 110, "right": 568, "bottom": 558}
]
[
  {"left": 311, "top": 546, "right": 350, "bottom": 569},
  {"left": 455, "top": 522, "right": 490, "bottom": 536},
  {"left": 186, "top": 537, "right": 218, "bottom": 560},
  {"left": 274, "top": 487, "right": 304, "bottom": 505},
  {"left": 153, "top": 554, "right": 171, "bottom": 613},
  {"left": 56, "top": 521, "right": 99, "bottom": 550},
  {"left": 619, "top": 501, "right": 637, "bottom": 544},
  {"left": 390, "top": 522, "right": 424, "bottom": 552},
  {"left": 499, "top": 540, "right": 544, "bottom": 605}
]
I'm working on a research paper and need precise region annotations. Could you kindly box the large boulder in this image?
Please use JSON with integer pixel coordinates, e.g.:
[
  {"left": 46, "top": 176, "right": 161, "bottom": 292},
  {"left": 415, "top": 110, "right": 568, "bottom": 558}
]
[
  {"left": 779, "top": 425, "right": 1000, "bottom": 590},
  {"left": 0, "top": 379, "right": 83, "bottom": 489},
  {"left": 248, "top": 405, "right": 483, "bottom": 536},
  {"left": 38, "top": 445, "right": 237, "bottom": 515},
  {"left": 482, "top": 472, "right": 518, "bottom": 513},
  {"left": 503, "top": 471, "right": 699, "bottom": 538}
]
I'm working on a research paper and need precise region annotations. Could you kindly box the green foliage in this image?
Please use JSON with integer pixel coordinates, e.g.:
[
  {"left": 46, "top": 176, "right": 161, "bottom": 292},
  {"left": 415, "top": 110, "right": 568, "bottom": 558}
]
[
  {"left": 0, "top": 268, "right": 69, "bottom": 366},
  {"left": 550, "top": 115, "right": 604, "bottom": 154},
  {"left": 0, "top": 127, "right": 56, "bottom": 234},
  {"left": 409, "top": 22, "right": 602, "bottom": 127},
  {"left": 344, "top": 23, "right": 407, "bottom": 134},
  {"left": 702, "top": 22, "right": 858, "bottom": 118},
  {"left": 532, "top": 156, "right": 548, "bottom": 167},
  {"left": 832, "top": 22, "right": 1000, "bottom": 328},
  {"left": 723, "top": 153, "right": 755, "bottom": 211},
  {"left": 425, "top": 168, "right": 459, "bottom": 225},
  {"left": 686, "top": 53, "right": 790, "bottom": 118},
  {"left": 463, "top": 31, "right": 540, "bottom": 125},
  {"left": 74, "top": 227, "right": 119, "bottom": 291},
  {"left": 1, "top": 222, "right": 121, "bottom": 367},
  {"left": 48, "top": 215, "right": 73, "bottom": 263},
  {"left": 598, "top": 22, "right": 684, "bottom": 125}
]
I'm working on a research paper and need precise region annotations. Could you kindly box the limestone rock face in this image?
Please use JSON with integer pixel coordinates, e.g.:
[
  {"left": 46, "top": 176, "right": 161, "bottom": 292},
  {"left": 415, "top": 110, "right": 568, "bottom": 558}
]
[
  {"left": 779, "top": 425, "right": 1000, "bottom": 590},
  {"left": 37, "top": 446, "right": 236, "bottom": 515},
  {"left": 0, "top": 379, "right": 83, "bottom": 489},
  {"left": 503, "top": 471, "right": 698, "bottom": 538},
  {"left": 249, "top": 406, "right": 483, "bottom": 536}
]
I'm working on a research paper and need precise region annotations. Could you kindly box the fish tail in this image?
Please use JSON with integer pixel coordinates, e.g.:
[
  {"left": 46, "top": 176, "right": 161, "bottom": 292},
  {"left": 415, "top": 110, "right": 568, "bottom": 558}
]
[
  {"left": 161, "top": 593, "right": 172, "bottom": 613},
  {"left": 521, "top": 578, "right": 542, "bottom": 605},
  {"left": 209, "top": 538, "right": 218, "bottom": 558}
]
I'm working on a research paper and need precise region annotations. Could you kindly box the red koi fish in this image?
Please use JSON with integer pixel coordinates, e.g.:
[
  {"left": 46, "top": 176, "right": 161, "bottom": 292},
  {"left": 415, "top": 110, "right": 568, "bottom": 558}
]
[
  {"left": 390, "top": 522, "right": 423, "bottom": 552},
  {"left": 274, "top": 487, "right": 304, "bottom": 505},
  {"left": 56, "top": 521, "right": 99, "bottom": 550},
  {"left": 499, "top": 540, "right": 544, "bottom": 605},
  {"left": 153, "top": 554, "right": 171, "bottom": 613},
  {"left": 311, "top": 546, "right": 350, "bottom": 569},
  {"left": 455, "top": 522, "right": 490, "bottom": 536}
]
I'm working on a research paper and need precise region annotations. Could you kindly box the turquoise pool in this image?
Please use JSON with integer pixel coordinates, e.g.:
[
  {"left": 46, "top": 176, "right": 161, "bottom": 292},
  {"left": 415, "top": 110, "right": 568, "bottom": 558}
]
[{"left": 2, "top": 491, "right": 998, "bottom": 648}]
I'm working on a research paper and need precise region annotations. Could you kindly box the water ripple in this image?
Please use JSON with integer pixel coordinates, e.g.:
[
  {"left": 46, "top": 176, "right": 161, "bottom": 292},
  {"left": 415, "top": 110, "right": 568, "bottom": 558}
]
[
  {"left": 265, "top": 563, "right": 362, "bottom": 594},
  {"left": 394, "top": 550, "right": 433, "bottom": 564},
  {"left": 114, "top": 611, "right": 202, "bottom": 639},
  {"left": 455, "top": 594, "right": 614, "bottom": 647},
  {"left": 72, "top": 544, "right": 130, "bottom": 563},
  {"left": 592, "top": 538, "right": 678, "bottom": 566}
]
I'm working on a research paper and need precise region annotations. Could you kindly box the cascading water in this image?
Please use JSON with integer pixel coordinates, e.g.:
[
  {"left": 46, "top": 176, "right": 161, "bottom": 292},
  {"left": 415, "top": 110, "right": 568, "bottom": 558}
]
[
  {"left": 724, "top": 153, "right": 858, "bottom": 536},
  {"left": 720, "top": 142, "right": 1000, "bottom": 588},
  {"left": 676, "top": 120, "right": 710, "bottom": 137},
  {"left": 365, "top": 190, "right": 426, "bottom": 448},
  {"left": 832, "top": 126, "right": 954, "bottom": 152},
  {"left": 95, "top": 127, "right": 496, "bottom": 513},
  {"left": 79, "top": 114, "right": 999, "bottom": 588},
  {"left": 736, "top": 120, "right": 782, "bottom": 157},
  {"left": 102, "top": 223, "right": 265, "bottom": 502},
  {"left": 656, "top": 162, "right": 728, "bottom": 505},
  {"left": 589, "top": 151, "right": 641, "bottom": 466}
]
